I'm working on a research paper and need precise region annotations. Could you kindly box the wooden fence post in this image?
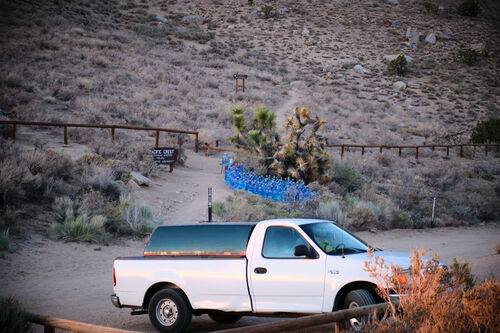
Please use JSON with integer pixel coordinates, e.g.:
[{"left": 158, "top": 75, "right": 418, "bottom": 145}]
[
  {"left": 11, "top": 123, "right": 16, "bottom": 140},
  {"left": 379, "top": 146, "right": 382, "bottom": 153},
  {"left": 460, "top": 145, "right": 463, "bottom": 158},
  {"left": 415, "top": 147, "right": 419, "bottom": 159},
  {"left": 111, "top": 127, "right": 115, "bottom": 140},
  {"left": 398, "top": 147, "right": 402, "bottom": 158},
  {"left": 341, "top": 145, "right": 344, "bottom": 160},
  {"left": 63, "top": 126, "right": 68, "bottom": 144},
  {"left": 195, "top": 133, "right": 199, "bottom": 152},
  {"left": 155, "top": 130, "right": 159, "bottom": 148},
  {"left": 446, "top": 146, "right": 449, "bottom": 157},
  {"left": 361, "top": 146, "right": 365, "bottom": 157},
  {"left": 485, "top": 145, "right": 488, "bottom": 156}
]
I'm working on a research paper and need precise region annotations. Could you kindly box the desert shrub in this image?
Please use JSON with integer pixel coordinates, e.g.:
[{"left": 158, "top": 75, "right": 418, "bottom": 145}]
[
  {"left": 121, "top": 198, "right": 156, "bottom": 236},
  {"left": 133, "top": 24, "right": 172, "bottom": 39},
  {"left": 134, "top": 22, "right": 214, "bottom": 43},
  {"left": 52, "top": 196, "right": 75, "bottom": 220},
  {"left": 364, "top": 249, "right": 500, "bottom": 333},
  {"left": 423, "top": 2, "right": 439, "bottom": 14},
  {"left": 459, "top": 48, "right": 478, "bottom": 65},
  {"left": 387, "top": 54, "right": 408, "bottom": 76},
  {"left": 470, "top": 118, "right": 500, "bottom": 143},
  {"left": 0, "top": 297, "right": 32, "bottom": 333},
  {"left": 79, "top": 165, "right": 121, "bottom": 201},
  {"left": 49, "top": 212, "right": 108, "bottom": 243},
  {"left": 77, "top": 153, "right": 105, "bottom": 166},
  {"left": 458, "top": 0, "right": 480, "bottom": 17},
  {"left": 271, "top": 107, "right": 331, "bottom": 184},
  {"left": 261, "top": 5, "right": 277, "bottom": 18},
  {"left": 316, "top": 199, "right": 346, "bottom": 225},
  {"left": 213, "top": 191, "right": 302, "bottom": 221},
  {"left": 331, "top": 162, "right": 365, "bottom": 192},
  {"left": 0, "top": 228, "right": 15, "bottom": 254}
]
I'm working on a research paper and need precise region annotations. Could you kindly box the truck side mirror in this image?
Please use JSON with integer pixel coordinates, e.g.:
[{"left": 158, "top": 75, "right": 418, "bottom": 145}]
[{"left": 294, "top": 245, "right": 318, "bottom": 259}]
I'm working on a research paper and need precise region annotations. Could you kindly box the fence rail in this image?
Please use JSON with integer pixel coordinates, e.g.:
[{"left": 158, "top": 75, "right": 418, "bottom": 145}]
[
  {"left": 27, "top": 313, "right": 141, "bottom": 333},
  {"left": 327, "top": 143, "right": 500, "bottom": 159},
  {"left": 0, "top": 120, "right": 199, "bottom": 152},
  {"left": 217, "top": 302, "right": 391, "bottom": 333}
]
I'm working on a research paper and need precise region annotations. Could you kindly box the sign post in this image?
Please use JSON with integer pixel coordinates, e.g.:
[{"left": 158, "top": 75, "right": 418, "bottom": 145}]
[
  {"left": 233, "top": 73, "right": 248, "bottom": 94},
  {"left": 208, "top": 187, "right": 213, "bottom": 222},
  {"left": 151, "top": 147, "right": 178, "bottom": 172}
]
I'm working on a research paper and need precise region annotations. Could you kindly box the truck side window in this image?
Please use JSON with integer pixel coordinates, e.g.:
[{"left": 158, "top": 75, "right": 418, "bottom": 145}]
[{"left": 262, "top": 226, "right": 309, "bottom": 258}]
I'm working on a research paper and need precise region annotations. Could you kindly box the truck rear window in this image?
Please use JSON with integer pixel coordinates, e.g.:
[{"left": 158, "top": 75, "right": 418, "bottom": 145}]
[{"left": 144, "top": 224, "right": 254, "bottom": 257}]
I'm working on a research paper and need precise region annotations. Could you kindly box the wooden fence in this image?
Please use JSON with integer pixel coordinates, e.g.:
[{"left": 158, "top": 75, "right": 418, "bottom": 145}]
[
  {"left": 202, "top": 140, "right": 500, "bottom": 160},
  {"left": 0, "top": 120, "right": 199, "bottom": 152},
  {"left": 217, "top": 303, "right": 391, "bottom": 333},
  {"left": 327, "top": 143, "right": 500, "bottom": 159},
  {"left": 27, "top": 313, "right": 141, "bottom": 333}
]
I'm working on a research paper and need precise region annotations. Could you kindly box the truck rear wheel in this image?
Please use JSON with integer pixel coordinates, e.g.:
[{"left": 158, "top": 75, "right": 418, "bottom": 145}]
[
  {"left": 208, "top": 312, "right": 242, "bottom": 324},
  {"left": 148, "top": 288, "right": 192, "bottom": 333},
  {"left": 343, "top": 289, "right": 375, "bottom": 331}
]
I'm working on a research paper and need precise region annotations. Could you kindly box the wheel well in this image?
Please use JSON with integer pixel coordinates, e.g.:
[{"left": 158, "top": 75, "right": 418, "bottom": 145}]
[
  {"left": 142, "top": 282, "right": 191, "bottom": 310},
  {"left": 332, "top": 281, "right": 382, "bottom": 311}
]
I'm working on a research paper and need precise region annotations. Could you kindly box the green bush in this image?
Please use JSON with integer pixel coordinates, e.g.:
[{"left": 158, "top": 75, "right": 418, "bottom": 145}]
[
  {"left": 0, "top": 297, "right": 32, "bottom": 333},
  {"left": 458, "top": 0, "right": 480, "bottom": 17},
  {"left": 122, "top": 200, "right": 156, "bottom": 236},
  {"left": 316, "top": 200, "right": 346, "bottom": 225},
  {"left": 332, "top": 162, "right": 365, "bottom": 192},
  {"left": 213, "top": 191, "right": 302, "bottom": 221},
  {"left": 49, "top": 213, "right": 108, "bottom": 243},
  {"left": 470, "top": 118, "right": 500, "bottom": 143},
  {"left": 387, "top": 54, "right": 408, "bottom": 76},
  {"left": 261, "top": 5, "right": 277, "bottom": 18},
  {"left": 459, "top": 48, "right": 478, "bottom": 65},
  {"left": 423, "top": 2, "right": 440, "bottom": 14}
]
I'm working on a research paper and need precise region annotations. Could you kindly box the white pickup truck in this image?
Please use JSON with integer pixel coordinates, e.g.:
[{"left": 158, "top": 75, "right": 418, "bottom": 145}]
[{"left": 111, "top": 219, "right": 410, "bottom": 332}]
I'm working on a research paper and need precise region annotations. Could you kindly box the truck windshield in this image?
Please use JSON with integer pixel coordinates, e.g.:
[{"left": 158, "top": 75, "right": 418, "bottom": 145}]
[{"left": 300, "top": 222, "right": 369, "bottom": 255}]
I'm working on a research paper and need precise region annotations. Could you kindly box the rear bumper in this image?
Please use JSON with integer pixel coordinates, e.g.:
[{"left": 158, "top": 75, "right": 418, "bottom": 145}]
[{"left": 110, "top": 294, "right": 122, "bottom": 308}]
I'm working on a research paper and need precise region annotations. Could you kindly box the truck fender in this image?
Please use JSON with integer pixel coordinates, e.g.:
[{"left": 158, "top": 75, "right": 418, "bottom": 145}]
[
  {"left": 332, "top": 281, "right": 381, "bottom": 311},
  {"left": 142, "top": 282, "right": 192, "bottom": 310}
]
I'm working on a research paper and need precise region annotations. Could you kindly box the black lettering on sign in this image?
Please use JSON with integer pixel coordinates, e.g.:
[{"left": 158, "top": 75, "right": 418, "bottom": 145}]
[{"left": 151, "top": 147, "right": 178, "bottom": 165}]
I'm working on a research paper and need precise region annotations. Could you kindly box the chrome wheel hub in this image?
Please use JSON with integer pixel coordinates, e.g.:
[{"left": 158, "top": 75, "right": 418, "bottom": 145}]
[
  {"left": 156, "top": 298, "right": 178, "bottom": 326},
  {"left": 348, "top": 301, "right": 363, "bottom": 331}
]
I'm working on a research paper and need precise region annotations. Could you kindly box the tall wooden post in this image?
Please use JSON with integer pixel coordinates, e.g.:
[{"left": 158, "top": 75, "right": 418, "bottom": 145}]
[
  {"left": 235, "top": 78, "right": 238, "bottom": 93},
  {"left": 155, "top": 130, "right": 160, "bottom": 148},
  {"left": 63, "top": 126, "right": 68, "bottom": 144},
  {"left": 11, "top": 124, "right": 16, "bottom": 140},
  {"left": 195, "top": 133, "right": 199, "bottom": 152},
  {"left": 111, "top": 127, "right": 115, "bottom": 140}
]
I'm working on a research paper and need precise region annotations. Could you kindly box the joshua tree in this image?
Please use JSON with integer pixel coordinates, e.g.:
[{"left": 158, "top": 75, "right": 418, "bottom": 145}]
[{"left": 271, "top": 107, "right": 331, "bottom": 184}]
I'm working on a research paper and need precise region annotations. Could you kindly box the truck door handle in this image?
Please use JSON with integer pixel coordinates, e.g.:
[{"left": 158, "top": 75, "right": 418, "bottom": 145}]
[{"left": 254, "top": 267, "right": 267, "bottom": 274}]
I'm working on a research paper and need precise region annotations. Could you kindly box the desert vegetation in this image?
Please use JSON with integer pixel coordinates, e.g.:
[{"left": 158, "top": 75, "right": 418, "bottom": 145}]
[
  {"left": 364, "top": 249, "right": 499, "bottom": 332},
  {"left": 0, "top": 296, "right": 32, "bottom": 333}
]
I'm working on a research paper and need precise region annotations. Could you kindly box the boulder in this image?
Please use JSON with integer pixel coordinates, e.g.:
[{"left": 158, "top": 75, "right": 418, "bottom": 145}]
[
  {"left": 338, "top": 59, "right": 358, "bottom": 68},
  {"left": 425, "top": 33, "right": 436, "bottom": 44},
  {"left": 131, "top": 171, "right": 151, "bottom": 186},
  {"left": 406, "top": 27, "right": 419, "bottom": 44},
  {"left": 354, "top": 64, "right": 371, "bottom": 74},
  {"left": 393, "top": 81, "right": 406, "bottom": 91},
  {"left": 407, "top": 80, "right": 420, "bottom": 89},
  {"left": 155, "top": 15, "right": 168, "bottom": 23}
]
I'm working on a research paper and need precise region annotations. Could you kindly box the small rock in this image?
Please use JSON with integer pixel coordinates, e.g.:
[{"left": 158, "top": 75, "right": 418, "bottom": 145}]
[
  {"left": 470, "top": 42, "right": 485, "bottom": 54},
  {"left": 407, "top": 80, "right": 420, "bottom": 89},
  {"left": 43, "top": 96, "right": 57, "bottom": 104},
  {"left": 353, "top": 64, "right": 371, "bottom": 74},
  {"left": 302, "top": 28, "right": 310, "bottom": 36},
  {"left": 338, "top": 59, "right": 358, "bottom": 68},
  {"left": 279, "top": 8, "right": 289, "bottom": 14},
  {"left": 326, "top": 71, "right": 335, "bottom": 78},
  {"left": 369, "top": 228, "right": 378, "bottom": 233},
  {"left": 131, "top": 171, "right": 151, "bottom": 186},
  {"left": 425, "top": 33, "right": 436, "bottom": 44},
  {"left": 155, "top": 15, "right": 168, "bottom": 23},
  {"left": 387, "top": 0, "right": 399, "bottom": 4},
  {"left": 383, "top": 54, "right": 413, "bottom": 64},
  {"left": 406, "top": 27, "right": 419, "bottom": 44},
  {"left": 393, "top": 81, "right": 406, "bottom": 91},
  {"left": 181, "top": 15, "right": 207, "bottom": 24},
  {"left": 228, "top": 24, "right": 235, "bottom": 29},
  {"left": 437, "top": 31, "right": 451, "bottom": 40},
  {"left": 290, "top": 80, "right": 303, "bottom": 86},
  {"left": 392, "top": 20, "right": 402, "bottom": 26},
  {"left": 249, "top": 11, "right": 259, "bottom": 20},
  {"left": 323, "top": 66, "right": 334, "bottom": 72}
]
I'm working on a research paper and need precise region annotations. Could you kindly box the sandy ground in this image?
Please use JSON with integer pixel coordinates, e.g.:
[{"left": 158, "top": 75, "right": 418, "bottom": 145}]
[{"left": 0, "top": 140, "right": 498, "bottom": 332}]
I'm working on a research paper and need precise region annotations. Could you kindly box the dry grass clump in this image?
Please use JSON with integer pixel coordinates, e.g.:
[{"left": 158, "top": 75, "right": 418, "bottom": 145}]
[
  {"left": 213, "top": 191, "right": 302, "bottom": 222},
  {"left": 364, "top": 249, "right": 500, "bottom": 332},
  {"left": 0, "top": 296, "right": 32, "bottom": 333}
]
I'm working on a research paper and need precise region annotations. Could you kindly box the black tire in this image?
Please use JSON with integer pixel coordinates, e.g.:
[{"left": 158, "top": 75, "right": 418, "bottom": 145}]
[
  {"left": 148, "top": 288, "right": 192, "bottom": 333},
  {"left": 343, "top": 289, "right": 376, "bottom": 332},
  {"left": 208, "top": 312, "right": 242, "bottom": 324}
]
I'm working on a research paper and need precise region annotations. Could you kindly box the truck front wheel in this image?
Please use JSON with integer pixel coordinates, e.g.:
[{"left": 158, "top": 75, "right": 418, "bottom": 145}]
[
  {"left": 148, "top": 289, "right": 192, "bottom": 333},
  {"left": 343, "top": 289, "right": 375, "bottom": 331}
]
